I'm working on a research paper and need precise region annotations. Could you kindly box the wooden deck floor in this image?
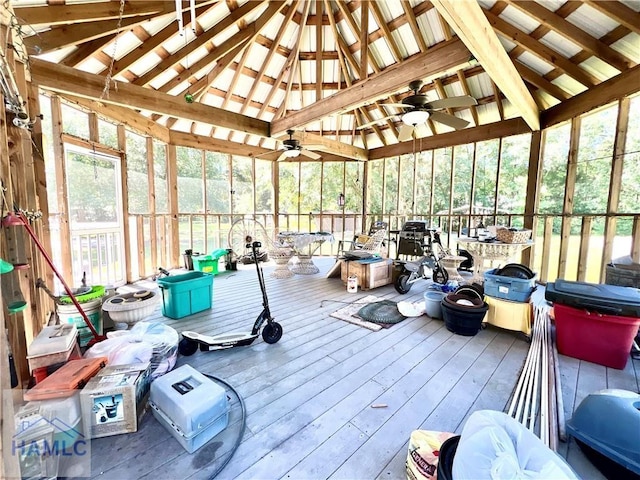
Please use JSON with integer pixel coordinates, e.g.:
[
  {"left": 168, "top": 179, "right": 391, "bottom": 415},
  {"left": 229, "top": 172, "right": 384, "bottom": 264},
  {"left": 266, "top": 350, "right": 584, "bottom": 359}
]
[{"left": 90, "top": 257, "right": 639, "bottom": 480}]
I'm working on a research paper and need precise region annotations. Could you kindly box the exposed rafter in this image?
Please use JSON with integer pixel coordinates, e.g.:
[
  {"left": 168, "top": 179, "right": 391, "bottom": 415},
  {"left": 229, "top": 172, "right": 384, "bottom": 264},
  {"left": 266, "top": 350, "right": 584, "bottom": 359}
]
[
  {"left": 271, "top": 38, "right": 472, "bottom": 136},
  {"left": 584, "top": 0, "right": 640, "bottom": 35},
  {"left": 30, "top": 58, "right": 270, "bottom": 138},
  {"left": 506, "top": 0, "right": 634, "bottom": 72},
  {"left": 431, "top": 0, "right": 539, "bottom": 131},
  {"left": 132, "top": 1, "right": 273, "bottom": 86},
  {"left": 13, "top": 1, "right": 171, "bottom": 26}
]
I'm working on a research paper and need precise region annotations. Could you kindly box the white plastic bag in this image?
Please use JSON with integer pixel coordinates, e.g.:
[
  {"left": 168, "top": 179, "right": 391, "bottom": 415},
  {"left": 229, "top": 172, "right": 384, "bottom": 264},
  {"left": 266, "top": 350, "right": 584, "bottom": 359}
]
[
  {"left": 85, "top": 322, "right": 179, "bottom": 378},
  {"left": 452, "top": 410, "right": 579, "bottom": 480}
]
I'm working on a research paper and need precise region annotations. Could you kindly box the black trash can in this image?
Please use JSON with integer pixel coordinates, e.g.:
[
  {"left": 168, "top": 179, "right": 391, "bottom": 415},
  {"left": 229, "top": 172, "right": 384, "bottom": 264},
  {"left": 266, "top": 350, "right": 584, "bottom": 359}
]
[{"left": 183, "top": 249, "right": 194, "bottom": 270}]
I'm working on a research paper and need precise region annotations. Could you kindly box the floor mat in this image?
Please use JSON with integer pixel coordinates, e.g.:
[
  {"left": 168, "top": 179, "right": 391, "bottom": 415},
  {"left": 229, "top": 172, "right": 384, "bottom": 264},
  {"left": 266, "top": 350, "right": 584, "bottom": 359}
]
[{"left": 330, "top": 295, "right": 405, "bottom": 331}]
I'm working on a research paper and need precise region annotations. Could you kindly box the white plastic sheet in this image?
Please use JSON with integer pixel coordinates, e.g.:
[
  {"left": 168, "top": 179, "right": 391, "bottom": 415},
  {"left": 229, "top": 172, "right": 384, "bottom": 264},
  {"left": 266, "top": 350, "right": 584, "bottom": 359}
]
[
  {"left": 452, "top": 410, "right": 579, "bottom": 480},
  {"left": 85, "top": 322, "right": 178, "bottom": 378}
]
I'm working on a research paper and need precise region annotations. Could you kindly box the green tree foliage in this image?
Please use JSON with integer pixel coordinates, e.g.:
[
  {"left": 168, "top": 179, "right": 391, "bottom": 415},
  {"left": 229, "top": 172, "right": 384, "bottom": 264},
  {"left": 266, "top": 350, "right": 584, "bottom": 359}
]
[
  {"left": 574, "top": 104, "right": 617, "bottom": 214},
  {"left": 367, "top": 160, "right": 383, "bottom": 214},
  {"left": 66, "top": 150, "right": 119, "bottom": 225},
  {"left": 498, "top": 133, "right": 531, "bottom": 213},
  {"left": 433, "top": 147, "right": 452, "bottom": 213},
  {"left": 474, "top": 139, "right": 499, "bottom": 212},
  {"left": 205, "top": 151, "right": 230, "bottom": 213},
  {"left": 177, "top": 146, "right": 204, "bottom": 213},
  {"left": 539, "top": 123, "right": 570, "bottom": 214},
  {"left": 453, "top": 143, "right": 473, "bottom": 211},
  {"left": 231, "top": 156, "right": 253, "bottom": 213},
  {"left": 126, "top": 131, "right": 149, "bottom": 214}
]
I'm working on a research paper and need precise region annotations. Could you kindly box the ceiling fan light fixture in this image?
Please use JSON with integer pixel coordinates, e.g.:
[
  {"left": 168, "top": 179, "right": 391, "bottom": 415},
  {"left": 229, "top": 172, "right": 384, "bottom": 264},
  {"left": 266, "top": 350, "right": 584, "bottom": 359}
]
[
  {"left": 402, "top": 110, "right": 430, "bottom": 126},
  {"left": 283, "top": 149, "right": 301, "bottom": 158}
]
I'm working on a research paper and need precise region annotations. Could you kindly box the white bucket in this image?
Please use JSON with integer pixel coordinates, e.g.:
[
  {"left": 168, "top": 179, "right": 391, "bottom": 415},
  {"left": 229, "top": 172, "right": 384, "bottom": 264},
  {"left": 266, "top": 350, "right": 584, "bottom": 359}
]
[
  {"left": 424, "top": 290, "right": 446, "bottom": 319},
  {"left": 57, "top": 298, "right": 103, "bottom": 346},
  {"left": 347, "top": 275, "right": 358, "bottom": 293}
]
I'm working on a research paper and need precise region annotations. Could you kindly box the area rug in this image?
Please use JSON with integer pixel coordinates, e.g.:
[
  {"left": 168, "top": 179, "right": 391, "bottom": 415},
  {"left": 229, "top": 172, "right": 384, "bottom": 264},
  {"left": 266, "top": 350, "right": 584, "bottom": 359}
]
[{"left": 330, "top": 295, "right": 406, "bottom": 331}]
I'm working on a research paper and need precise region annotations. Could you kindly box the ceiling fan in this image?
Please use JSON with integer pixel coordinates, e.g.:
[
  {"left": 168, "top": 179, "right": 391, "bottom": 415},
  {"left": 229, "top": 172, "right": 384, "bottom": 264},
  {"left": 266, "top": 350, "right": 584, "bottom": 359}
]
[
  {"left": 358, "top": 80, "right": 478, "bottom": 142},
  {"left": 271, "top": 130, "right": 322, "bottom": 162}
]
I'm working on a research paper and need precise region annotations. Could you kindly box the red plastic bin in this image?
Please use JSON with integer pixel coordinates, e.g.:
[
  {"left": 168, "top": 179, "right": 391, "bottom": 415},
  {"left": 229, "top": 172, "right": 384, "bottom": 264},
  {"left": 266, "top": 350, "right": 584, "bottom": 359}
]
[{"left": 554, "top": 303, "right": 640, "bottom": 369}]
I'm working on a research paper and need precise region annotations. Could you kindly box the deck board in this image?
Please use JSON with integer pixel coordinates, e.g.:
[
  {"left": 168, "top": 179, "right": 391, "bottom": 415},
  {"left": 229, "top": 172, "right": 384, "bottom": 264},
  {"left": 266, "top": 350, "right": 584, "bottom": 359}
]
[{"left": 90, "top": 258, "right": 639, "bottom": 480}]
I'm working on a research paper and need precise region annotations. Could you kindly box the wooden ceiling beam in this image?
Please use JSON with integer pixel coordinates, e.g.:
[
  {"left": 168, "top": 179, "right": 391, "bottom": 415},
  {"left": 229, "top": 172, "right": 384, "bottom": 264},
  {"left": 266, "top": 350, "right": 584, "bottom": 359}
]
[
  {"left": 541, "top": 64, "right": 640, "bottom": 128},
  {"left": 370, "top": 1, "right": 402, "bottom": 62},
  {"left": 316, "top": 0, "right": 324, "bottom": 101},
  {"left": 507, "top": 0, "right": 634, "bottom": 71},
  {"left": 283, "top": 131, "right": 368, "bottom": 162},
  {"left": 58, "top": 94, "right": 170, "bottom": 144},
  {"left": 274, "top": 0, "right": 311, "bottom": 120},
  {"left": 430, "top": 0, "right": 539, "bottom": 130},
  {"left": 483, "top": 9, "right": 598, "bottom": 88},
  {"left": 109, "top": 5, "right": 212, "bottom": 76},
  {"left": 24, "top": 14, "right": 158, "bottom": 53},
  {"left": 133, "top": 0, "right": 272, "bottom": 86},
  {"left": 30, "top": 58, "right": 270, "bottom": 138},
  {"left": 514, "top": 62, "right": 571, "bottom": 101},
  {"left": 59, "top": 34, "right": 117, "bottom": 67},
  {"left": 271, "top": 38, "right": 471, "bottom": 136},
  {"left": 14, "top": 1, "right": 171, "bottom": 26},
  {"left": 584, "top": 0, "right": 640, "bottom": 36},
  {"left": 401, "top": 0, "right": 428, "bottom": 52},
  {"left": 169, "top": 131, "right": 273, "bottom": 157},
  {"left": 369, "top": 118, "right": 531, "bottom": 160}
]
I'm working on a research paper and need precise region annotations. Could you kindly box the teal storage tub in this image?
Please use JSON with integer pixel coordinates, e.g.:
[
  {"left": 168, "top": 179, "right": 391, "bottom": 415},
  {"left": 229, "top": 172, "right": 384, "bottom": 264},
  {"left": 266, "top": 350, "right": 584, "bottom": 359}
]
[
  {"left": 484, "top": 269, "right": 535, "bottom": 303},
  {"left": 157, "top": 271, "right": 213, "bottom": 319}
]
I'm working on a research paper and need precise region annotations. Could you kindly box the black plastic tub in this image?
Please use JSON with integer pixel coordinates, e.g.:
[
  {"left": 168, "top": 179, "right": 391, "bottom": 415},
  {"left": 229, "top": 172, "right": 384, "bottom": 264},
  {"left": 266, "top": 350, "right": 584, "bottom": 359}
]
[
  {"left": 441, "top": 301, "right": 488, "bottom": 336},
  {"left": 437, "top": 435, "right": 461, "bottom": 480}
]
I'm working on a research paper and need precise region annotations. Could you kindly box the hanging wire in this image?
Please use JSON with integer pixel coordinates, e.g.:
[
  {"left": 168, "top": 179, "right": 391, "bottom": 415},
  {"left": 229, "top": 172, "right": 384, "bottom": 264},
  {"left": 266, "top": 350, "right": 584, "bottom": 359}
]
[{"left": 100, "top": 0, "right": 126, "bottom": 100}]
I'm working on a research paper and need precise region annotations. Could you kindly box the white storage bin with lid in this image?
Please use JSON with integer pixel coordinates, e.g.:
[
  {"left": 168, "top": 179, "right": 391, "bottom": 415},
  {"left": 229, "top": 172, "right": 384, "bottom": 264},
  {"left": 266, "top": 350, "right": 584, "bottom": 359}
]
[
  {"left": 27, "top": 324, "right": 78, "bottom": 371},
  {"left": 149, "top": 364, "right": 228, "bottom": 453},
  {"left": 16, "top": 394, "right": 83, "bottom": 445}
]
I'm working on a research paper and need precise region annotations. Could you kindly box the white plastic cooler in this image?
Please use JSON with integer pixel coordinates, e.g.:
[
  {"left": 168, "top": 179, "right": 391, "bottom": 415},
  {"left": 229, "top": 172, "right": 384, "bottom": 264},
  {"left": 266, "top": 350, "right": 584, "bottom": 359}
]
[{"left": 149, "top": 365, "right": 229, "bottom": 453}]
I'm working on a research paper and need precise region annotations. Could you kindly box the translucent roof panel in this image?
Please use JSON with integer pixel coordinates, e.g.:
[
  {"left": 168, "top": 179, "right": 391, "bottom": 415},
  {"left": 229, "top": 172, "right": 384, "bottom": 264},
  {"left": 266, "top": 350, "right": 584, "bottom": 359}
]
[
  {"left": 516, "top": 51, "right": 556, "bottom": 76},
  {"left": 566, "top": 4, "right": 620, "bottom": 38},
  {"left": 612, "top": 33, "right": 640, "bottom": 63},
  {"left": 501, "top": 5, "right": 540, "bottom": 34},
  {"left": 539, "top": 31, "right": 582, "bottom": 58}
]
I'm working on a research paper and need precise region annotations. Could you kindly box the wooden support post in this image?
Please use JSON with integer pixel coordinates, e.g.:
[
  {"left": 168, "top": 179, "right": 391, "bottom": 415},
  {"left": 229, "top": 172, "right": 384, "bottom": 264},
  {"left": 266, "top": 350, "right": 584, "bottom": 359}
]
[
  {"left": 117, "top": 124, "right": 133, "bottom": 282},
  {"left": 166, "top": 144, "right": 180, "bottom": 267},
  {"left": 632, "top": 217, "right": 640, "bottom": 264},
  {"left": 522, "top": 130, "right": 542, "bottom": 267},
  {"left": 540, "top": 216, "right": 554, "bottom": 282},
  {"left": 146, "top": 137, "right": 157, "bottom": 271},
  {"left": 577, "top": 216, "right": 592, "bottom": 282},
  {"left": 51, "top": 96, "right": 73, "bottom": 283},
  {"left": 558, "top": 118, "right": 580, "bottom": 279},
  {"left": 601, "top": 97, "right": 629, "bottom": 281}
]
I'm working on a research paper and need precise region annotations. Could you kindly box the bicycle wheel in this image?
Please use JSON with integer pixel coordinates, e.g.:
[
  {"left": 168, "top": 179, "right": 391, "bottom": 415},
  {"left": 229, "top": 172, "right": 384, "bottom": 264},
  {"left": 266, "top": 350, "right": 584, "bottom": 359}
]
[{"left": 228, "top": 218, "right": 269, "bottom": 261}]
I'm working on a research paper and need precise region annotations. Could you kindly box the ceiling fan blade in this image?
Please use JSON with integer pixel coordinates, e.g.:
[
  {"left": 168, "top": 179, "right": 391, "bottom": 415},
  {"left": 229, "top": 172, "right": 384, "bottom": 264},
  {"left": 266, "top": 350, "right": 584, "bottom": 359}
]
[
  {"left": 379, "top": 103, "right": 411, "bottom": 108},
  {"left": 301, "top": 149, "right": 321, "bottom": 160},
  {"left": 429, "top": 111, "right": 470, "bottom": 130},
  {"left": 276, "top": 151, "right": 289, "bottom": 162},
  {"left": 397, "top": 124, "right": 415, "bottom": 142},
  {"left": 357, "top": 114, "right": 396, "bottom": 130},
  {"left": 254, "top": 150, "right": 282, "bottom": 161},
  {"left": 426, "top": 95, "right": 478, "bottom": 109}
]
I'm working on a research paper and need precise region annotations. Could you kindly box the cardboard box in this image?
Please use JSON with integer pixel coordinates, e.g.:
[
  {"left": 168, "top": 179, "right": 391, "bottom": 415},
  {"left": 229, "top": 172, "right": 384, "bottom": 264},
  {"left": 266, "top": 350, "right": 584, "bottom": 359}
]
[
  {"left": 341, "top": 259, "right": 393, "bottom": 290},
  {"left": 80, "top": 362, "right": 151, "bottom": 439}
]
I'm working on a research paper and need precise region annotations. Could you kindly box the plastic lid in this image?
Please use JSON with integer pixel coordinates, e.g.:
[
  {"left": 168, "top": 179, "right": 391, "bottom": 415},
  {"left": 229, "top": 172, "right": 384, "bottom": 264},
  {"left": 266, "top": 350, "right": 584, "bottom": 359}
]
[
  {"left": 8, "top": 300, "right": 27, "bottom": 313},
  {"left": 0, "top": 258, "right": 14, "bottom": 274}
]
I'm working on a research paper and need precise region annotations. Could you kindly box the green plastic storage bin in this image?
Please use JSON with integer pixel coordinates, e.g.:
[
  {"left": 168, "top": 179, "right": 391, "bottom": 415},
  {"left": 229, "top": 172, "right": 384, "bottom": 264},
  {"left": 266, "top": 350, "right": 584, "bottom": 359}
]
[
  {"left": 157, "top": 271, "right": 213, "bottom": 319},
  {"left": 192, "top": 249, "right": 228, "bottom": 275},
  {"left": 192, "top": 255, "right": 219, "bottom": 274}
]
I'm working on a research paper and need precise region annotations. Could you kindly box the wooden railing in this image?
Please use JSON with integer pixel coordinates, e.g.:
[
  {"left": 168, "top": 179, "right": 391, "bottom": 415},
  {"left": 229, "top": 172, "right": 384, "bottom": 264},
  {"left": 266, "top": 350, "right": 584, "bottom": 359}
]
[{"left": 80, "top": 213, "right": 640, "bottom": 283}]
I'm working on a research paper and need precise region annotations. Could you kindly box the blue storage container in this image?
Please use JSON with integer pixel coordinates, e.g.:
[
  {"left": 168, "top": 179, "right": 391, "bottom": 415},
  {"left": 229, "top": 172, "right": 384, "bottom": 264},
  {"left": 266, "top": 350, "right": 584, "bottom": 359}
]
[
  {"left": 483, "top": 269, "right": 535, "bottom": 302},
  {"left": 150, "top": 365, "right": 229, "bottom": 454},
  {"left": 157, "top": 271, "right": 213, "bottom": 319}
]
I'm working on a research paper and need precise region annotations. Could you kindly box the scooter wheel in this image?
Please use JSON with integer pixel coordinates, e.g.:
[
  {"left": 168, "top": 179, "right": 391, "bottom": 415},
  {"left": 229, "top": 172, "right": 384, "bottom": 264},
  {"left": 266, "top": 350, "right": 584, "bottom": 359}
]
[
  {"left": 433, "top": 267, "right": 449, "bottom": 285},
  {"left": 394, "top": 273, "right": 412, "bottom": 294},
  {"left": 262, "top": 322, "right": 283, "bottom": 344},
  {"left": 178, "top": 338, "right": 198, "bottom": 356}
]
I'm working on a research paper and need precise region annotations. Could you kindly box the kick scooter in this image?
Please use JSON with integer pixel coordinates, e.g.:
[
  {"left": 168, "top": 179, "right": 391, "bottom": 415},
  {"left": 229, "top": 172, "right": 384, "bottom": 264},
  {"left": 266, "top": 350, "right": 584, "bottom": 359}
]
[{"left": 178, "top": 241, "right": 283, "bottom": 356}]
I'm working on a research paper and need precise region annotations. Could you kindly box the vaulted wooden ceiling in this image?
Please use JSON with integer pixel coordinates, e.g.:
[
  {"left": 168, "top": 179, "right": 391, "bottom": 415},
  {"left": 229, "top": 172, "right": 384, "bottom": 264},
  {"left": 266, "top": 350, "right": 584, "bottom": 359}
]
[{"left": 8, "top": 0, "right": 640, "bottom": 161}]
